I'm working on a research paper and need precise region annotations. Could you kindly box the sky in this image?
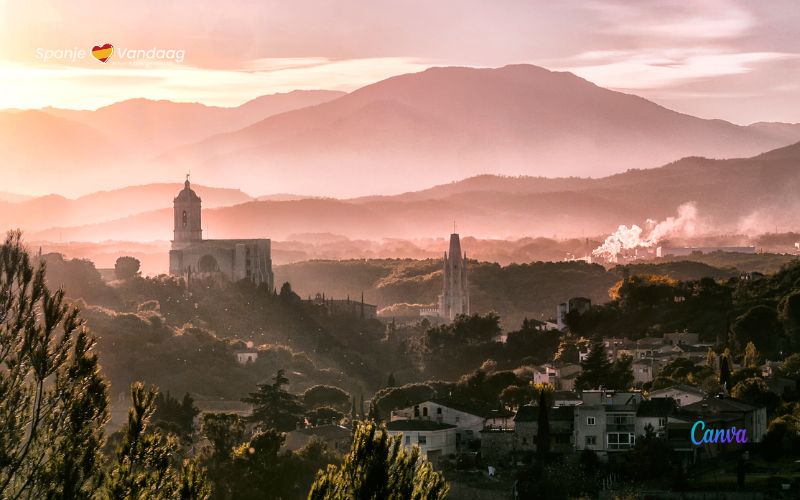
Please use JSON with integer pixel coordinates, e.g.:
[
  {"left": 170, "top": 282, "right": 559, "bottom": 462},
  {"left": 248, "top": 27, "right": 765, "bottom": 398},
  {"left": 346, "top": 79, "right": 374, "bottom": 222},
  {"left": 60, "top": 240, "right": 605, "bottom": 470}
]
[{"left": 1, "top": 0, "right": 799, "bottom": 124}]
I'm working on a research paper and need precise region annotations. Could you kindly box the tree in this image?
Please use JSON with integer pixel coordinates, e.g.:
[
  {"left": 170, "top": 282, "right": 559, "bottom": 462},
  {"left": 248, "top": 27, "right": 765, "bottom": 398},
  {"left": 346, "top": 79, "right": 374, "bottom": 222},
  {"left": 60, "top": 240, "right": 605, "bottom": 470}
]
[
  {"left": 200, "top": 413, "right": 246, "bottom": 497},
  {"left": 500, "top": 384, "right": 534, "bottom": 408},
  {"left": 731, "top": 305, "right": 783, "bottom": 357},
  {"left": 306, "top": 407, "right": 345, "bottom": 426},
  {"left": 303, "top": 385, "right": 351, "bottom": 410},
  {"left": 229, "top": 430, "right": 299, "bottom": 499},
  {"left": 720, "top": 355, "right": 732, "bottom": 393},
  {"left": 103, "top": 383, "right": 210, "bottom": 499},
  {"left": 706, "top": 349, "right": 717, "bottom": 369},
  {"left": 153, "top": 391, "right": 199, "bottom": 437},
  {"left": 609, "top": 354, "right": 634, "bottom": 390},
  {"left": 743, "top": 341, "right": 760, "bottom": 369},
  {"left": 575, "top": 342, "right": 612, "bottom": 390},
  {"left": 0, "top": 231, "right": 108, "bottom": 499},
  {"left": 536, "top": 387, "right": 551, "bottom": 459},
  {"left": 780, "top": 290, "right": 800, "bottom": 349},
  {"left": 243, "top": 369, "right": 305, "bottom": 432},
  {"left": 627, "top": 424, "right": 673, "bottom": 483},
  {"left": 387, "top": 372, "right": 396, "bottom": 387},
  {"left": 731, "top": 378, "right": 780, "bottom": 413},
  {"left": 308, "top": 421, "right": 448, "bottom": 499},
  {"left": 115, "top": 256, "right": 141, "bottom": 280}
]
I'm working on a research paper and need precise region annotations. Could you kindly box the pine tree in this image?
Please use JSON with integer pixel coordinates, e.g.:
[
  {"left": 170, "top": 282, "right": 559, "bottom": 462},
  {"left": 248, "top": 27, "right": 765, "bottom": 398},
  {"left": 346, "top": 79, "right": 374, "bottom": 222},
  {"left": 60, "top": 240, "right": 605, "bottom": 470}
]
[
  {"left": 242, "top": 369, "right": 305, "bottom": 432},
  {"left": 536, "top": 388, "right": 551, "bottom": 459},
  {"left": 308, "top": 421, "right": 448, "bottom": 499},
  {"left": 575, "top": 341, "right": 612, "bottom": 390},
  {"left": 102, "top": 383, "right": 210, "bottom": 499},
  {"left": 0, "top": 231, "right": 108, "bottom": 499},
  {"left": 743, "top": 341, "right": 760, "bottom": 368},
  {"left": 387, "top": 372, "right": 396, "bottom": 387},
  {"left": 720, "top": 355, "right": 732, "bottom": 393}
]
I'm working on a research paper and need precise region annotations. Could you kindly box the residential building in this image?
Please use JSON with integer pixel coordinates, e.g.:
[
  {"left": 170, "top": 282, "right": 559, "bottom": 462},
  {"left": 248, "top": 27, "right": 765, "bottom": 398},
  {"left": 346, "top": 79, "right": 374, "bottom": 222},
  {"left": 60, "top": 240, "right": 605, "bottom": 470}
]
[
  {"left": 635, "top": 398, "right": 677, "bottom": 437},
  {"left": 514, "top": 405, "right": 575, "bottom": 454},
  {"left": 386, "top": 420, "right": 457, "bottom": 461},
  {"left": 573, "top": 390, "right": 644, "bottom": 459},
  {"left": 391, "top": 398, "right": 513, "bottom": 449},
  {"left": 649, "top": 385, "right": 706, "bottom": 407}
]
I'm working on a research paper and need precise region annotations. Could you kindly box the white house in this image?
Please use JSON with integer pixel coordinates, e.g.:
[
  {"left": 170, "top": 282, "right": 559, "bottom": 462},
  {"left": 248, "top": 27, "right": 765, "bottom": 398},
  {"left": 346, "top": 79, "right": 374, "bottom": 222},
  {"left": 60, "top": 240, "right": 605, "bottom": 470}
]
[
  {"left": 648, "top": 385, "right": 705, "bottom": 407},
  {"left": 386, "top": 420, "right": 457, "bottom": 462},
  {"left": 390, "top": 398, "right": 513, "bottom": 449},
  {"left": 235, "top": 350, "right": 258, "bottom": 364}
]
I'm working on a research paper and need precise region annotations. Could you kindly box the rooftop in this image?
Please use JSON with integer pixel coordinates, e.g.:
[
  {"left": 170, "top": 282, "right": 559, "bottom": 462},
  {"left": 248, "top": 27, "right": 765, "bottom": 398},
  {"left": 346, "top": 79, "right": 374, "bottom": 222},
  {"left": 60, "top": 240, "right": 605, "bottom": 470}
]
[
  {"left": 514, "top": 405, "right": 575, "bottom": 422},
  {"left": 386, "top": 420, "right": 456, "bottom": 432},
  {"left": 636, "top": 397, "right": 678, "bottom": 417}
]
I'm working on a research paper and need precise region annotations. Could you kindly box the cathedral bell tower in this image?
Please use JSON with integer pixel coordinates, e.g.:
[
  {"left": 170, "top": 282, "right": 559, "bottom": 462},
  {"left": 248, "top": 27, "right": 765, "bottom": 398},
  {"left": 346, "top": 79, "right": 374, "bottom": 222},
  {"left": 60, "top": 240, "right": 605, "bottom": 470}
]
[{"left": 172, "top": 176, "right": 202, "bottom": 250}]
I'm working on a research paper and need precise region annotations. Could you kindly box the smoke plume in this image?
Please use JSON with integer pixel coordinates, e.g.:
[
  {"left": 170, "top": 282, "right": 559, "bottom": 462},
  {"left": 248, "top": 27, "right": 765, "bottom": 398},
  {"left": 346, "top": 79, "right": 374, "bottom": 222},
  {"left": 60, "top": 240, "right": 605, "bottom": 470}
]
[{"left": 593, "top": 202, "right": 698, "bottom": 260}]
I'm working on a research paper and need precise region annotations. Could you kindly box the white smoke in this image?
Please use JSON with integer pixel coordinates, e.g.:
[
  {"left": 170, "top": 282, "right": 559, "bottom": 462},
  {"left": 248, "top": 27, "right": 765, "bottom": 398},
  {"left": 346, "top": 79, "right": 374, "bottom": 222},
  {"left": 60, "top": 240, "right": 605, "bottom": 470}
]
[{"left": 593, "top": 202, "right": 698, "bottom": 261}]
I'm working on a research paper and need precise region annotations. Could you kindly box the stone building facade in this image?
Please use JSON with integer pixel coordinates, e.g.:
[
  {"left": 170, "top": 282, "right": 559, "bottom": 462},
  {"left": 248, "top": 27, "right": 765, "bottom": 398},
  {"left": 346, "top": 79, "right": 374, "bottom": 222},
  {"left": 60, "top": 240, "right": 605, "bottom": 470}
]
[
  {"left": 438, "top": 233, "right": 469, "bottom": 321},
  {"left": 168, "top": 179, "right": 274, "bottom": 288}
]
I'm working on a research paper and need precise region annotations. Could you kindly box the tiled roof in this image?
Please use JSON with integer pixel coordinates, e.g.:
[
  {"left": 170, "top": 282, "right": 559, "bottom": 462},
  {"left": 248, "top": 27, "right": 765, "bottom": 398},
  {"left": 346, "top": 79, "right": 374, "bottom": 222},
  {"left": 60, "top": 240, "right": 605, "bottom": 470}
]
[
  {"left": 682, "top": 396, "right": 760, "bottom": 414},
  {"left": 649, "top": 384, "right": 706, "bottom": 397},
  {"left": 430, "top": 397, "right": 514, "bottom": 419}
]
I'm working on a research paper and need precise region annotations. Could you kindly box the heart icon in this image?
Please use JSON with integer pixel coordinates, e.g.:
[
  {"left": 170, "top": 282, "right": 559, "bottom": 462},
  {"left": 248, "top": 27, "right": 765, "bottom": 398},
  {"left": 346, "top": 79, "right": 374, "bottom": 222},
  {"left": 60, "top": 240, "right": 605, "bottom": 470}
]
[{"left": 91, "top": 43, "right": 113, "bottom": 63}]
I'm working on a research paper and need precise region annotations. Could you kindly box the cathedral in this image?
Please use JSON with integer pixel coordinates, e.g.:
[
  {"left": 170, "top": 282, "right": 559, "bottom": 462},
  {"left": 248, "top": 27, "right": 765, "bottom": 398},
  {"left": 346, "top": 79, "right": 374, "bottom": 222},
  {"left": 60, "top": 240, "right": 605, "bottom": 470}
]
[
  {"left": 168, "top": 178, "right": 274, "bottom": 289},
  {"left": 438, "top": 233, "right": 469, "bottom": 320}
]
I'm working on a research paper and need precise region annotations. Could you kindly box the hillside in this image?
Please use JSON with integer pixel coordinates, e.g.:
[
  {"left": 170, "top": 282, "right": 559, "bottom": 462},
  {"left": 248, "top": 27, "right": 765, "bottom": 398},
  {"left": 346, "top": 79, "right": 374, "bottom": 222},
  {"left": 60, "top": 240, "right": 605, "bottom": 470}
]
[
  {"left": 274, "top": 259, "right": 743, "bottom": 328},
  {"left": 19, "top": 140, "right": 800, "bottom": 243},
  {"left": 160, "top": 64, "right": 800, "bottom": 196}
]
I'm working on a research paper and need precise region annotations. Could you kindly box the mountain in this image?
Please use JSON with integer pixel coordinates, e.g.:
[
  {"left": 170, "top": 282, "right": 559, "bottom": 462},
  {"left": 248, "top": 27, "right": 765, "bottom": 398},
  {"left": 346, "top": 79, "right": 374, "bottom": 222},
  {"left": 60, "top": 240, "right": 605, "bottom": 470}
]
[
  {"left": 22, "top": 140, "right": 800, "bottom": 242},
  {"left": 42, "top": 90, "right": 345, "bottom": 154},
  {"left": 159, "top": 64, "right": 800, "bottom": 197},
  {"left": 0, "top": 90, "right": 344, "bottom": 196},
  {"left": 0, "top": 191, "right": 33, "bottom": 203},
  {"left": 0, "top": 183, "right": 252, "bottom": 233}
]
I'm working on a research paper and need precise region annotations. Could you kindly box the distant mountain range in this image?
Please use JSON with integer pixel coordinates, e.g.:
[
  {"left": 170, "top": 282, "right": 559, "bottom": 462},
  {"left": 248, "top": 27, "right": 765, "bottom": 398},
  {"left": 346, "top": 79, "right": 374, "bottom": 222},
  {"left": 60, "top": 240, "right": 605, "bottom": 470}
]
[
  {"left": 0, "top": 90, "right": 344, "bottom": 196},
  {"left": 157, "top": 64, "right": 800, "bottom": 196},
  {"left": 6, "top": 140, "right": 800, "bottom": 242},
  {"left": 3, "top": 64, "right": 800, "bottom": 198}
]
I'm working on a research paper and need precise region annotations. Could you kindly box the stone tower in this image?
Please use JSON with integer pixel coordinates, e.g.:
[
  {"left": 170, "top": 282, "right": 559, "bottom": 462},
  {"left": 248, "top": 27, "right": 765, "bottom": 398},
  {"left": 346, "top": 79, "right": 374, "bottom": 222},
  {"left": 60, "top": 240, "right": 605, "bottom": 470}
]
[
  {"left": 172, "top": 177, "right": 202, "bottom": 250},
  {"left": 439, "top": 233, "right": 469, "bottom": 321}
]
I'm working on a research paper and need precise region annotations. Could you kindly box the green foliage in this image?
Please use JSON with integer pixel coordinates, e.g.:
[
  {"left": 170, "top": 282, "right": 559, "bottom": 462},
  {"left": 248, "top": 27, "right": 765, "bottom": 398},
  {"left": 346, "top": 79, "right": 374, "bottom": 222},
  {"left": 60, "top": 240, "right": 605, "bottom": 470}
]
[
  {"left": 626, "top": 424, "right": 674, "bottom": 484},
  {"left": 574, "top": 342, "right": 633, "bottom": 391},
  {"left": 102, "top": 382, "right": 210, "bottom": 499},
  {"left": 153, "top": 391, "right": 199, "bottom": 438},
  {"left": 115, "top": 256, "right": 141, "bottom": 280},
  {"left": 302, "top": 385, "right": 350, "bottom": 410},
  {"left": 372, "top": 383, "right": 437, "bottom": 419},
  {"left": 306, "top": 407, "right": 345, "bottom": 426},
  {"left": 536, "top": 387, "right": 551, "bottom": 458},
  {"left": 730, "top": 378, "right": 780, "bottom": 413},
  {"left": 243, "top": 369, "right": 305, "bottom": 432},
  {"left": 0, "top": 231, "right": 109, "bottom": 499},
  {"left": 731, "top": 305, "right": 783, "bottom": 357},
  {"left": 307, "top": 421, "right": 448, "bottom": 499}
]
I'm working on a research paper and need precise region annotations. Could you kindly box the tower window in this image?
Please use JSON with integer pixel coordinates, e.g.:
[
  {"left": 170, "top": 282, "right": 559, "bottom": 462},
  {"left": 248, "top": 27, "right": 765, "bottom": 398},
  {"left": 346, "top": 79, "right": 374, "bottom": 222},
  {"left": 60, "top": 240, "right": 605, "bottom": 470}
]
[{"left": 182, "top": 210, "right": 188, "bottom": 228}]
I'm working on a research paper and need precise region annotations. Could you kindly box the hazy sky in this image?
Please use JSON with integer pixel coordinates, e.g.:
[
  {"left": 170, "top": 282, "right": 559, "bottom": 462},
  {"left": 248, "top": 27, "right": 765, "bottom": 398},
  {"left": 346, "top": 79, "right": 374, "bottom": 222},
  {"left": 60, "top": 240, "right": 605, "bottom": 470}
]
[{"left": 1, "top": 0, "right": 799, "bottom": 124}]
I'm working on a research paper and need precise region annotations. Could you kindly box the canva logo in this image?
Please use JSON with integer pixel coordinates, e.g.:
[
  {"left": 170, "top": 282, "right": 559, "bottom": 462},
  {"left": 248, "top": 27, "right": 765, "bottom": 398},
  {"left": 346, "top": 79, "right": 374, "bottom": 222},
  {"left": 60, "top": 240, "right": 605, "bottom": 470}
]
[{"left": 690, "top": 420, "right": 748, "bottom": 445}]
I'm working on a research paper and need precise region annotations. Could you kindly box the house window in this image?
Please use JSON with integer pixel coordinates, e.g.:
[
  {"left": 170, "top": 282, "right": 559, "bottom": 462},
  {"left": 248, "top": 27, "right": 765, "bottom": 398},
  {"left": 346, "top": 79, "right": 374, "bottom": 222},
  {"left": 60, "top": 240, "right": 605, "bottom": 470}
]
[
  {"left": 423, "top": 407, "right": 428, "bottom": 417},
  {"left": 414, "top": 405, "right": 420, "bottom": 417},
  {"left": 437, "top": 407, "right": 442, "bottom": 415},
  {"left": 585, "top": 436, "right": 597, "bottom": 446},
  {"left": 455, "top": 416, "right": 460, "bottom": 423},
  {"left": 587, "top": 417, "right": 596, "bottom": 426},
  {"left": 405, "top": 436, "right": 410, "bottom": 445},
  {"left": 182, "top": 210, "right": 187, "bottom": 228},
  {"left": 522, "top": 437, "right": 527, "bottom": 445},
  {"left": 418, "top": 435, "right": 427, "bottom": 445},
  {"left": 607, "top": 433, "right": 635, "bottom": 450},
  {"left": 658, "top": 418, "right": 666, "bottom": 428}
]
